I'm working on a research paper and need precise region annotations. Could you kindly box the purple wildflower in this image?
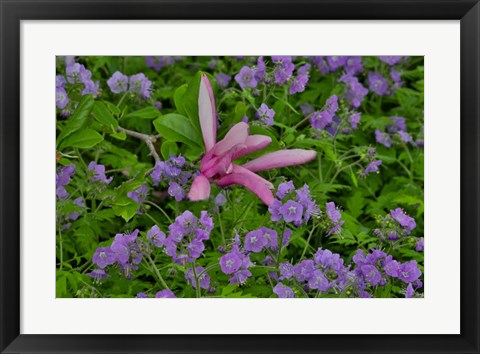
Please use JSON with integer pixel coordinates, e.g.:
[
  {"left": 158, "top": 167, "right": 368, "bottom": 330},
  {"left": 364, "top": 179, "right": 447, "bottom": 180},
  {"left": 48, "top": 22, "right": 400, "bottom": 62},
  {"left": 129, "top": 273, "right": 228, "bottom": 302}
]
[
  {"left": 289, "top": 75, "right": 309, "bottom": 94},
  {"left": 310, "top": 111, "right": 333, "bottom": 130},
  {"left": 92, "top": 247, "right": 116, "bottom": 269},
  {"left": 279, "top": 262, "right": 294, "bottom": 280},
  {"left": 279, "top": 200, "right": 304, "bottom": 224},
  {"left": 253, "top": 56, "right": 266, "bottom": 82},
  {"left": 129, "top": 73, "right": 152, "bottom": 99},
  {"left": 349, "top": 112, "right": 361, "bottom": 129},
  {"left": 127, "top": 184, "right": 148, "bottom": 205},
  {"left": 147, "top": 225, "right": 166, "bottom": 248},
  {"left": 308, "top": 270, "right": 330, "bottom": 291},
  {"left": 294, "top": 260, "right": 316, "bottom": 282},
  {"left": 219, "top": 252, "right": 242, "bottom": 274},
  {"left": 368, "top": 72, "right": 388, "bottom": 96},
  {"left": 215, "top": 192, "right": 227, "bottom": 207},
  {"left": 398, "top": 131, "right": 413, "bottom": 143},
  {"left": 107, "top": 71, "right": 129, "bottom": 93},
  {"left": 273, "top": 60, "right": 295, "bottom": 85},
  {"left": 155, "top": 289, "right": 176, "bottom": 298},
  {"left": 379, "top": 56, "right": 403, "bottom": 66},
  {"left": 416, "top": 238, "right": 424, "bottom": 252},
  {"left": 244, "top": 229, "right": 268, "bottom": 253},
  {"left": 361, "top": 264, "right": 381, "bottom": 285},
  {"left": 215, "top": 73, "right": 231, "bottom": 89},
  {"left": 277, "top": 181, "right": 295, "bottom": 200},
  {"left": 88, "top": 161, "right": 113, "bottom": 184},
  {"left": 185, "top": 266, "right": 210, "bottom": 289},
  {"left": 390, "top": 208, "right": 416, "bottom": 234},
  {"left": 365, "top": 160, "right": 382, "bottom": 174},
  {"left": 56, "top": 87, "right": 69, "bottom": 109},
  {"left": 397, "top": 261, "right": 422, "bottom": 283},
  {"left": 167, "top": 182, "right": 185, "bottom": 201},
  {"left": 339, "top": 74, "right": 368, "bottom": 108},
  {"left": 230, "top": 269, "right": 252, "bottom": 285},
  {"left": 273, "top": 283, "right": 295, "bottom": 298},
  {"left": 87, "top": 269, "right": 109, "bottom": 282},
  {"left": 405, "top": 283, "right": 415, "bottom": 298},
  {"left": 375, "top": 129, "right": 392, "bottom": 148},
  {"left": 256, "top": 103, "right": 275, "bottom": 126},
  {"left": 235, "top": 66, "right": 258, "bottom": 89},
  {"left": 344, "top": 56, "right": 363, "bottom": 75},
  {"left": 136, "top": 292, "right": 148, "bottom": 298},
  {"left": 326, "top": 202, "right": 341, "bottom": 223}
]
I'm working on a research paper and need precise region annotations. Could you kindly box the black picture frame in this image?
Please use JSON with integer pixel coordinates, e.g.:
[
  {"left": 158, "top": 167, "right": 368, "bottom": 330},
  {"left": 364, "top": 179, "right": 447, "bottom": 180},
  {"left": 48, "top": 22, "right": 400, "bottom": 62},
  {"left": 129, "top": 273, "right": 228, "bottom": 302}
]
[{"left": 1, "top": 0, "right": 479, "bottom": 353}]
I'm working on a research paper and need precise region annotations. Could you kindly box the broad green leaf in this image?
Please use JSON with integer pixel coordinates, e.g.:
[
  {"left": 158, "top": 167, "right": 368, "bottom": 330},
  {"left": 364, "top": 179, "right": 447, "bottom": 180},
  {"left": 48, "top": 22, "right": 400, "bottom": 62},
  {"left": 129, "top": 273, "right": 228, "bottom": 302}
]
[
  {"left": 153, "top": 113, "right": 202, "bottom": 148},
  {"left": 160, "top": 141, "right": 178, "bottom": 160},
  {"left": 125, "top": 106, "right": 160, "bottom": 119},
  {"left": 57, "top": 94, "right": 95, "bottom": 145},
  {"left": 92, "top": 101, "right": 118, "bottom": 131},
  {"left": 60, "top": 129, "right": 104, "bottom": 149},
  {"left": 110, "top": 131, "right": 127, "bottom": 140}
]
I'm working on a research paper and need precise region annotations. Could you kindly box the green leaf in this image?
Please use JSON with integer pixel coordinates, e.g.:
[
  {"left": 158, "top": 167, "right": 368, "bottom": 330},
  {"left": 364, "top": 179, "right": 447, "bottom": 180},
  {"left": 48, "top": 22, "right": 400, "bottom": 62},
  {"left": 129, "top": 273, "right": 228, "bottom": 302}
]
[
  {"left": 125, "top": 107, "right": 160, "bottom": 119},
  {"left": 173, "top": 84, "right": 188, "bottom": 116},
  {"left": 174, "top": 71, "right": 216, "bottom": 136},
  {"left": 104, "top": 101, "right": 121, "bottom": 117},
  {"left": 160, "top": 141, "right": 178, "bottom": 160},
  {"left": 57, "top": 94, "right": 95, "bottom": 145},
  {"left": 60, "top": 129, "right": 104, "bottom": 149},
  {"left": 92, "top": 101, "right": 118, "bottom": 131},
  {"left": 110, "top": 131, "right": 127, "bottom": 140},
  {"left": 153, "top": 113, "right": 202, "bottom": 148}
]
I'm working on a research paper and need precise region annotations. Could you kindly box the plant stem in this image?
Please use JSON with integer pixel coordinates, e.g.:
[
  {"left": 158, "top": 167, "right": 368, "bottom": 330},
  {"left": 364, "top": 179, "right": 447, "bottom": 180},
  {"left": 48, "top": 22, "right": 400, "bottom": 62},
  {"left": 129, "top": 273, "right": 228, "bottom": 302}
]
[
  {"left": 146, "top": 254, "right": 170, "bottom": 290},
  {"left": 117, "top": 126, "right": 161, "bottom": 163},
  {"left": 144, "top": 201, "right": 172, "bottom": 223},
  {"left": 192, "top": 262, "right": 201, "bottom": 298},
  {"left": 144, "top": 212, "right": 162, "bottom": 227},
  {"left": 217, "top": 212, "right": 226, "bottom": 247},
  {"left": 58, "top": 226, "right": 64, "bottom": 270},
  {"left": 300, "top": 224, "right": 318, "bottom": 260}
]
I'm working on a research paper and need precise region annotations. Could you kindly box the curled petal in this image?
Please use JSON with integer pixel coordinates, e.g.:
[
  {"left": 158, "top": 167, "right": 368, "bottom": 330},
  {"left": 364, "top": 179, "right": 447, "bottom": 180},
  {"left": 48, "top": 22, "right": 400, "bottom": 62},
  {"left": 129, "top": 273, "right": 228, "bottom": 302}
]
[
  {"left": 242, "top": 149, "right": 317, "bottom": 173},
  {"left": 233, "top": 135, "right": 272, "bottom": 160},
  {"left": 212, "top": 122, "right": 249, "bottom": 155},
  {"left": 199, "top": 74, "right": 217, "bottom": 152},
  {"left": 215, "top": 165, "right": 274, "bottom": 205},
  {"left": 188, "top": 174, "right": 211, "bottom": 201}
]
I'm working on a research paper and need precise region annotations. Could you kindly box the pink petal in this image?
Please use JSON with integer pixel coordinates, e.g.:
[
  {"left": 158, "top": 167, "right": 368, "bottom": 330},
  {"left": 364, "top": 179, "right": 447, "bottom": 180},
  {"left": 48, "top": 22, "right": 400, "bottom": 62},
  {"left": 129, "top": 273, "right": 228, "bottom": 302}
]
[
  {"left": 233, "top": 134, "right": 272, "bottom": 160},
  {"left": 212, "top": 122, "right": 249, "bottom": 155},
  {"left": 188, "top": 174, "right": 211, "bottom": 201},
  {"left": 242, "top": 149, "right": 317, "bottom": 172},
  {"left": 198, "top": 74, "right": 217, "bottom": 152},
  {"left": 215, "top": 165, "right": 274, "bottom": 205}
]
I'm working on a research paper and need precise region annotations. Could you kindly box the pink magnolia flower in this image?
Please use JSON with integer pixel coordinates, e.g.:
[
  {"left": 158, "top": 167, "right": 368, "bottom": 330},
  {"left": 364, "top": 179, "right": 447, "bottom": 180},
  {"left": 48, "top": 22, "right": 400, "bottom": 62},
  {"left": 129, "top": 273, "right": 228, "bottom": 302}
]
[{"left": 188, "top": 74, "right": 317, "bottom": 205}]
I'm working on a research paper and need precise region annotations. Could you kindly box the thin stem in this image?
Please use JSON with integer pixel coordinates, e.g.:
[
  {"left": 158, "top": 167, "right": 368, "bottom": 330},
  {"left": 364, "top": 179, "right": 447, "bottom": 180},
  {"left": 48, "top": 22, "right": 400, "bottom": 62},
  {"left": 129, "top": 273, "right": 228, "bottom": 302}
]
[
  {"left": 144, "top": 201, "right": 172, "bottom": 223},
  {"left": 116, "top": 91, "right": 129, "bottom": 108},
  {"left": 300, "top": 224, "right": 318, "bottom": 260},
  {"left": 318, "top": 154, "right": 323, "bottom": 184},
  {"left": 192, "top": 262, "right": 201, "bottom": 298},
  {"left": 146, "top": 254, "right": 170, "bottom": 290},
  {"left": 217, "top": 212, "right": 226, "bottom": 247},
  {"left": 118, "top": 126, "right": 161, "bottom": 163}
]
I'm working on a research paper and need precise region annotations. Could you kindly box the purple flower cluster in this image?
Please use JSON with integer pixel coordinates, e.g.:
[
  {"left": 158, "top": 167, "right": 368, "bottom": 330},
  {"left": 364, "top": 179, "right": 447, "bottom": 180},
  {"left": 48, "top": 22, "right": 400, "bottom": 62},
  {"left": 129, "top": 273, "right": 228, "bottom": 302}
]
[
  {"left": 90, "top": 229, "right": 144, "bottom": 280},
  {"left": 325, "top": 202, "right": 345, "bottom": 235},
  {"left": 219, "top": 234, "right": 253, "bottom": 285},
  {"left": 379, "top": 56, "right": 407, "bottom": 66},
  {"left": 56, "top": 76, "right": 69, "bottom": 110},
  {"left": 390, "top": 208, "right": 416, "bottom": 234},
  {"left": 127, "top": 184, "right": 148, "bottom": 209},
  {"left": 373, "top": 208, "right": 417, "bottom": 243},
  {"left": 145, "top": 56, "right": 177, "bottom": 71},
  {"left": 56, "top": 164, "right": 76, "bottom": 200},
  {"left": 135, "top": 290, "right": 177, "bottom": 298},
  {"left": 185, "top": 266, "right": 211, "bottom": 290},
  {"left": 65, "top": 62, "right": 100, "bottom": 97},
  {"left": 364, "top": 160, "right": 382, "bottom": 175},
  {"left": 351, "top": 248, "right": 422, "bottom": 297},
  {"left": 107, "top": 71, "right": 152, "bottom": 99},
  {"left": 339, "top": 74, "right": 369, "bottom": 109},
  {"left": 376, "top": 116, "right": 415, "bottom": 147},
  {"left": 274, "top": 248, "right": 348, "bottom": 298},
  {"left": 367, "top": 72, "right": 389, "bottom": 96},
  {"left": 215, "top": 73, "right": 232, "bottom": 89},
  {"left": 255, "top": 103, "right": 275, "bottom": 126},
  {"left": 310, "top": 95, "right": 339, "bottom": 132},
  {"left": 269, "top": 182, "right": 320, "bottom": 226},
  {"left": 244, "top": 227, "right": 278, "bottom": 253},
  {"left": 150, "top": 210, "right": 214, "bottom": 265},
  {"left": 310, "top": 56, "right": 363, "bottom": 75},
  {"left": 272, "top": 56, "right": 295, "bottom": 85},
  {"left": 150, "top": 156, "right": 192, "bottom": 201},
  {"left": 289, "top": 63, "right": 310, "bottom": 94},
  {"left": 87, "top": 161, "right": 113, "bottom": 184}
]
